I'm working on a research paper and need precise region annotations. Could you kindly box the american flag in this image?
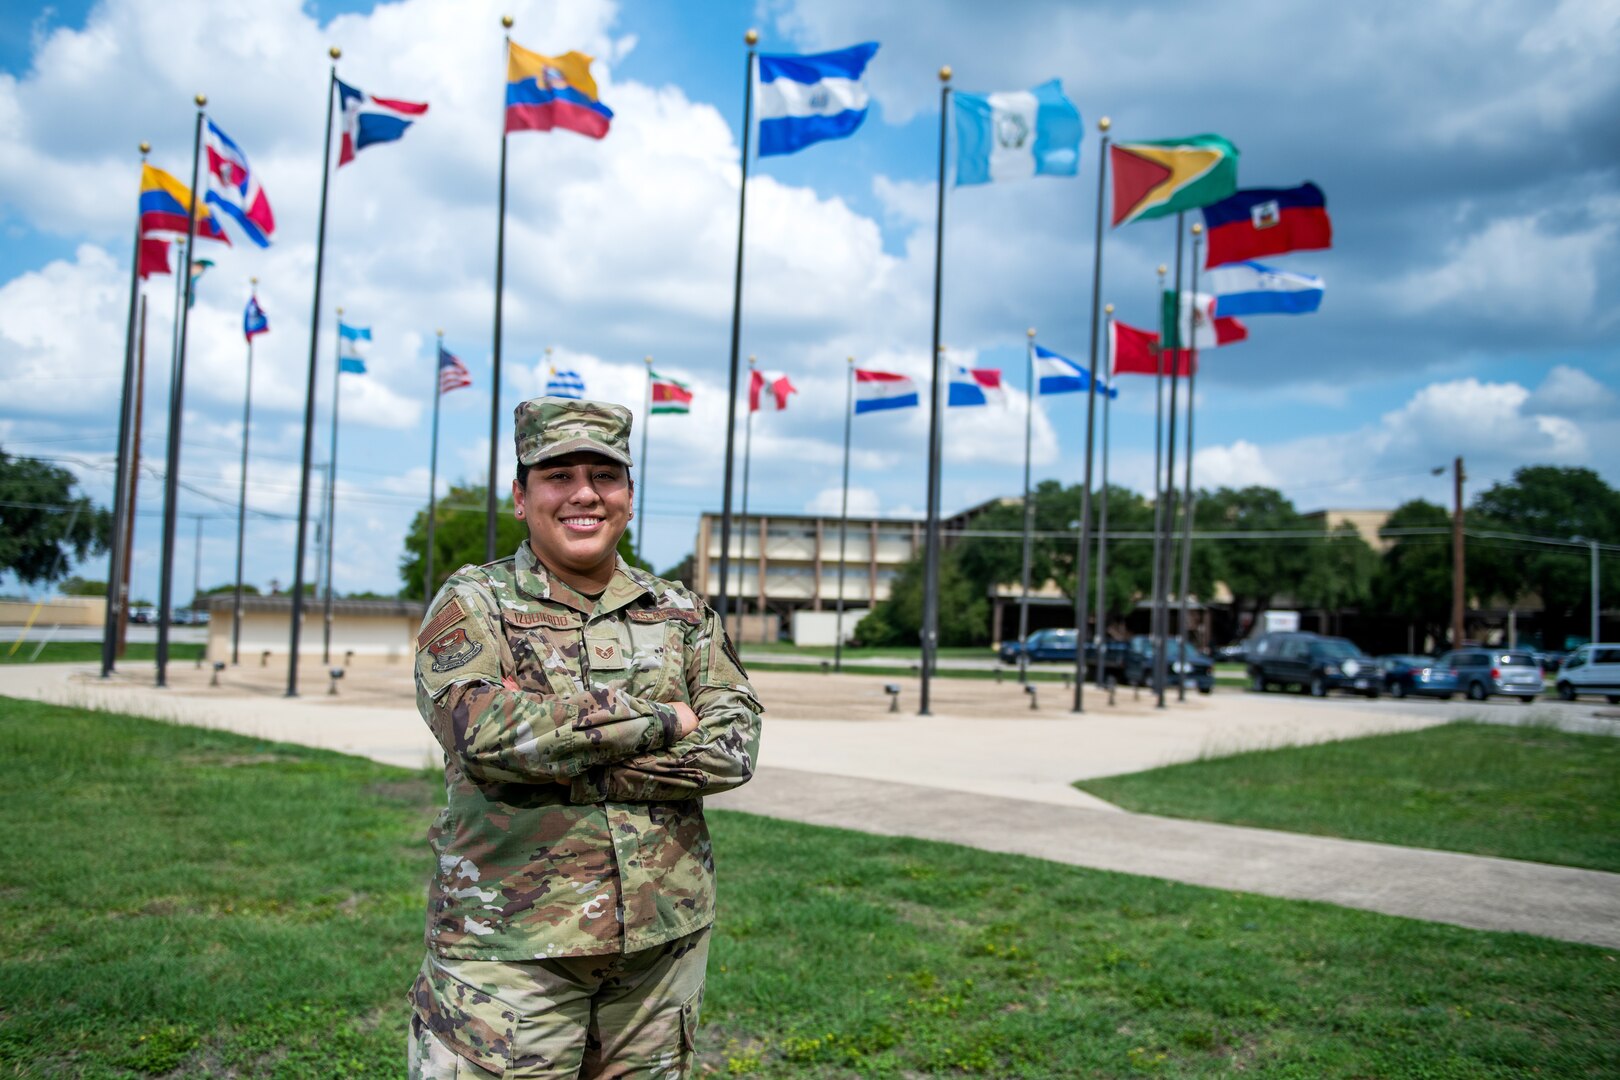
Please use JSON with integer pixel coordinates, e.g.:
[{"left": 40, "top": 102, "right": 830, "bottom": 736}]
[{"left": 438, "top": 344, "right": 472, "bottom": 394}]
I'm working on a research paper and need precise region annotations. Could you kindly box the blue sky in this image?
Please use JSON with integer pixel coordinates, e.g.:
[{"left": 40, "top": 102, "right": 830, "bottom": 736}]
[{"left": 2, "top": 0, "right": 1617, "bottom": 603}]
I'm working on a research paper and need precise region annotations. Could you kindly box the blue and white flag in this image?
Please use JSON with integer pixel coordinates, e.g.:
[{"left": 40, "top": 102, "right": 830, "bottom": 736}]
[
  {"left": 954, "top": 80, "right": 1081, "bottom": 185},
  {"left": 546, "top": 367, "right": 585, "bottom": 399},
  {"left": 947, "top": 365, "right": 1003, "bottom": 407},
  {"left": 338, "top": 322, "right": 370, "bottom": 374},
  {"left": 756, "top": 42, "right": 880, "bottom": 158},
  {"left": 1035, "top": 345, "right": 1116, "bottom": 399},
  {"left": 1207, "top": 260, "right": 1325, "bottom": 317}
]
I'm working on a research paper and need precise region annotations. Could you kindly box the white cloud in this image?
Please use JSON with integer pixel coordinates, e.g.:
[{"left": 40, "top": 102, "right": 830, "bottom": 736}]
[
  {"left": 1525, "top": 363, "right": 1618, "bottom": 419},
  {"left": 1193, "top": 439, "right": 1276, "bottom": 489},
  {"left": 805, "top": 485, "right": 880, "bottom": 516}
]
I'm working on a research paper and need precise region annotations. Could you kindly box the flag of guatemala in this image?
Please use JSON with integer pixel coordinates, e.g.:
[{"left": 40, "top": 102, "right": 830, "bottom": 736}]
[
  {"left": 756, "top": 42, "right": 880, "bottom": 157},
  {"left": 954, "top": 80, "right": 1081, "bottom": 185},
  {"left": 1207, "top": 260, "right": 1325, "bottom": 317}
]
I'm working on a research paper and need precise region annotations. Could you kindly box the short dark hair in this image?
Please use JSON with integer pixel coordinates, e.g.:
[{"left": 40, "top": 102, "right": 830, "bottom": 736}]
[{"left": 516, "top": 459, "right": 632, "bottom": 489}]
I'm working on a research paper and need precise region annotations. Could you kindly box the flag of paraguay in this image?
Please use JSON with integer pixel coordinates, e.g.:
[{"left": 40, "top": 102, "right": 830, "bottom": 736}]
[
  {"left": 337, "top": 80, "right": 430, "bottom": 166},
  {"left": 853, "top": 370, "right": 918, "bottom": 414}
]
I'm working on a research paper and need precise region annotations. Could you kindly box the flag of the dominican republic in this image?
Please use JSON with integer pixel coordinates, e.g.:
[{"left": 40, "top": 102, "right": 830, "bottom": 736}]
[
  {"left": 1033, "top": 345, "right": 1115, "bottom": 399},
  {"left": 1164, "top": 291, "right": 1247, "bottom": 352},
  {"left": 546, "top": 367, "right": 585, "bottom": 399},
  {"left": 203, "top": 120, "right": 275, "bottom": 247},
  {"left": 1110, "top": 319, "right": 1192, "bottom": 377},
  {"left": 506, "top": 42, "right": 612, "bottom": 138},
  {"left": 854, "top": 369, "right": 917, "bottom": 414},
  {"left": 336, "top": 80, "right": 429, "bottom": 167},
  {"left": 438, "top": 345, "right": 471, "bottom": 395},
  {"left": 338, "top": 322, "right": 370, "bottom": 374},
  {"left": 756, "top": 42, "right": 879, "bottom": 158},
  {"left": 1202, "top": 183, "right": 1331, "bottom": 268},
  {"left": 1208, "top": 261, "right": 1325, "bottom": 317},
  {"left": 243, "top": 295, "right": 268, "bottom": 342},
  {"left": 954, "top": 80, "right": 1082, "bottom": 185},
  {"left": 948, "top": 365, "right": 1003, "bottom": 406},
  {"left": 139, "top": 164, "right": 229, "bottom": 244},
  {"left": 650, "top": 371, "right": 692, "bottom": 414},
  {"left": 749, "top": 368, "right": 797, "bottom": 412}
]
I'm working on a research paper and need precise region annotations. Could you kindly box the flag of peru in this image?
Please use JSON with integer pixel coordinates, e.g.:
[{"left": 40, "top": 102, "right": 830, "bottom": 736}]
[
  {"left": 947, "top": 365, "right": 1003, "bottom": 407},
  {"left": 1201, "top": 182, "right": 1331, "bottom": 268},
  {"left": 337, "top": 80, "right": 429, "bottom": 166},
  {"left": 749, "top": 368, "right": 797, "bottom": 412},
  {"left": 853, "top": 369, "right": 918, "bottom": 414},
  {"left": 203, "top": 121, "right": 275, "bottom": 247}
]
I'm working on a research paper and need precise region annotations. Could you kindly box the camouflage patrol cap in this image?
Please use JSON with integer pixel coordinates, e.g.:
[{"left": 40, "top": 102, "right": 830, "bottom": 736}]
[{"left": 513, "top": 396, "right": 634, "bottom": 467}]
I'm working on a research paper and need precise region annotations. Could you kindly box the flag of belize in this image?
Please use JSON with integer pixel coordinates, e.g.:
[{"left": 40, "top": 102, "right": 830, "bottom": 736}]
[{"left": 1201, "top": 182, "right": 1332, "bottom": 268}]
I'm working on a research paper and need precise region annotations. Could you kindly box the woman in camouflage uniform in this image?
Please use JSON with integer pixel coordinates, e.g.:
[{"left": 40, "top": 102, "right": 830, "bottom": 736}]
[{"left": 408, "top": 397, "right": 762, "bottom": 1079}]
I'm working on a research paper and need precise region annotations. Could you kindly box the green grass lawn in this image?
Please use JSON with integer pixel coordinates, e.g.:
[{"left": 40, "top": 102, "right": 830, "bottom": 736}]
[
  {"left": 0, "top": 640, "right": 205, "bottom": 664},
  {"left": 740, "top": 643, "right": 992, "bottom": 660},
  {"left": 1078, "top": 721, "right": 1620, "bottom": 873},
  {"left": 1, "top": 699, "right": 1614, "bottom": 1078}
]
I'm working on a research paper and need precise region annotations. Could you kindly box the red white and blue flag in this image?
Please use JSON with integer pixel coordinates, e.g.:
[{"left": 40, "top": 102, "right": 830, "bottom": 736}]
[
  {"left": 1201, "top": 182, "right": 1332, "bottom": 268},
  {"left": 854, "top": 369, "right": 918, "bottom": 414},
  {"left": 337, "top": 80, "right": 429, "bottom": 167},
  {"left": 243, "top": 295, "right": 269, "bottom": 341},
  {"left": 204, "top": 120, "right": 275, "bottom": 247},
  {"left": 438, "top": 344, "right": 472, "bottom": 395},
  {"left": 947, "top": 365, "right": 1003, "bottom": 407}
]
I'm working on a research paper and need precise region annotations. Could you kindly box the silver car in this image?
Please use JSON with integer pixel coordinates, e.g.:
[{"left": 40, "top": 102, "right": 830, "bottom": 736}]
[{"left": 1434, "top": 648, "right": 1543, "bottom": 702}]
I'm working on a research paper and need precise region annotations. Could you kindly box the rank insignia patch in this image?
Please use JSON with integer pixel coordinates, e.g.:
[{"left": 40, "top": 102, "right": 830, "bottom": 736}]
[{"left": 426, "top": 627, "right": 483, "bottom": 672}]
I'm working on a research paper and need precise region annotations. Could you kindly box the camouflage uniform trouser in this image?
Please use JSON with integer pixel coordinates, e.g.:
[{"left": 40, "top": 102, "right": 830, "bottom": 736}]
[{"left": 408, "top": 926, "right": 709, "bottom": 1079}]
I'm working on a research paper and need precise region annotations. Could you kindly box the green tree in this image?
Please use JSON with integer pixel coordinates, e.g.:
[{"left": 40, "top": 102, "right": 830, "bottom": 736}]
[
  {"left": 1296, "top": 524, "right": 1380, "bottom": 630},
  {"left": 854, "top": 549, "right": 987, "bottom": 647},
  {"left": 1372, "top": 500, "right": 1454, "bottom": 646},
  {"left": 57, "top": 576, "right": 107, "bottom": 596},
  {"left": 199, "top": 582, "right": 261, "bottom": 596},
  {"left": 0, "top": 450, "right": 111, "bottom": 586},
  {"left": 1199, "top": 486, "right": 1312, "bottom": 631}
]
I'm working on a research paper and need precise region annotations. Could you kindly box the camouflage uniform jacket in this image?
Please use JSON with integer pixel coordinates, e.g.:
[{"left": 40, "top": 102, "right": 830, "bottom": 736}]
[{"left": 414, "top": 542, "right": 762, "bottom": 961}]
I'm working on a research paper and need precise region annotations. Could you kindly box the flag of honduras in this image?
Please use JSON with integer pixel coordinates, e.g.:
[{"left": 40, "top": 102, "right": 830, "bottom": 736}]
[
  {"left": 954, "top": 80, "right": 1081, "bottom": 185},
  {"left": 1207, "top": 260, "right": 1325, "bottom": 317},
  {"left": 948, "top": 365, "right": 1003, "bottom": 406},
  {"left": 1034, "top": 345, "right": 1105, "bottom": 397},
  {"left": 853, "top": 369, "right": 917, "bottom": 414},
  {"left": 756, "top": 43, "right": 880, "bottom": 157}
]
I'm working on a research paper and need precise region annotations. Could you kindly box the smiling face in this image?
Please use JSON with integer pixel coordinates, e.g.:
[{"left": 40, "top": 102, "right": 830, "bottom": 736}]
[{"left": 513, "top": 452, "right": 632, "bottom": 593}]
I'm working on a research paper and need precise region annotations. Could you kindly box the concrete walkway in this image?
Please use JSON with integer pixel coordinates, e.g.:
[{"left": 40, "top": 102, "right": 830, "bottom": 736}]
[{"left": 3, "top": 661, "right": 1616, "bottom": 950}]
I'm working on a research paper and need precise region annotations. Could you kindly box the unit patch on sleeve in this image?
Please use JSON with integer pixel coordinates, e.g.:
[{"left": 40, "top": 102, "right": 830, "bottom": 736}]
[
  {"left": 426, "top": 626, "right": 484, "bottom": 672},
  {"left": 418, "top": 597, "right": 469, "bottom": 650}
]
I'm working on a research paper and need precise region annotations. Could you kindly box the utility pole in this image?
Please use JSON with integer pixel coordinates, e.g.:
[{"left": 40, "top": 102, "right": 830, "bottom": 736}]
[
  {"left": 1451, "top": 455, "right": 1465, "bottom": 648},
  {"left": 1587, "top": 537, "right": 1600, "bottom": 645}
]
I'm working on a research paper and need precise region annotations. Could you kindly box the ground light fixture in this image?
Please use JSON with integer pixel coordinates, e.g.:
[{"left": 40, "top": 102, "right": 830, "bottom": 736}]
[
  {"left": 884, "top": 683, "right": 902, "bottom": 712},
  {"left": 1026, "top": 683, "right": 1039, "bottom": 710},
  {"left": 328, "top": 667, "right": 345, "bottom": 696}
]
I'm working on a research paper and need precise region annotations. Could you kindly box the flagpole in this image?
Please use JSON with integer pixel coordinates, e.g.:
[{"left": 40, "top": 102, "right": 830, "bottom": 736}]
[
  {"left": 834, "top": 357, "right": 854, "bottom": 673},
  {"left": 738, "top": 356, "right": 756, "bottom": 642},
  {"left": 231, "top": 278, "right": 258, "bottom": 665},
  {"left": 101, "top": 140, "right": 150, "bottom": 679},
  {"left": 716, "top": 28, "right": 758, "bottom": 630},
  {"left": 1177, "top": 223, "right": 1204, "bottom": 701},
  {"left": 288, "top": 51, "right": 339, "bottom": 697},
  {"left": 637, "top": 355, "right": 652, "bottom": 564},
  {"left": 1071, "top": 117, "right": 1111, "bottom": 710},
  {"left": 323, "top": 306, "right": 343, "bottom": 664},
  {"left": 1154, "top": 214, "right": 1187, "bottom": 708},
  {"left": 487, "top": 15, "right": 513, "bottom": 564},
  {"left": 155, "top": 96, "right": 207, "bottom": 688},
  {"left": 120, "top": 296, "right": 147, "bottom": 660},
  {"left": 919, "top": 65, "right": 952, "bottom": 717},
  {"left": 1148, "top": 262, "right": 1167, "bottom": 703},
  {"left": 1095, "top": 303, "right": 1114, "bottom": 681},
  {"left": 426, "top": 330, "right": 444, "bottom": 602},
  {"left": 1017, "top": 328, "right": 1036, "bottom": 685}
]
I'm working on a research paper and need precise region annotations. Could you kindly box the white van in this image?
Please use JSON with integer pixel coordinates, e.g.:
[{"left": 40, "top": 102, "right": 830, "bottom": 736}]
[{"left": 1554, "top": 644, "right": 1620, "bottom": 704}]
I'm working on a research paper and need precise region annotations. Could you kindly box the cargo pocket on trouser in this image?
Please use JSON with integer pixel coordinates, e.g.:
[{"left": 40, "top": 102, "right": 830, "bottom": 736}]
[
  {"left": 408, "top": 956, "right": 516, "bottom": 1077},
  {"left": 677, "top": 982, "right": 704, "bottom": 1074}
]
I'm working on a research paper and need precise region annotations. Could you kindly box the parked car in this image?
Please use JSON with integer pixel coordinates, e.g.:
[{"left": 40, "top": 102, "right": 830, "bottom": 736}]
[
  {"left": 1553, "top": 643, "right": 1620, "bottom": 704},
  {"left": 1377, "top": 654, "right": 1434, "bottom": 698},
  {"left": 1122, "top": 636, "right": 1215, "bottom": 694},
  {"left": 999, "top": 627, "right": 1079, "bottom": 665},
  {"left": 1214, "top": 642, "right": 1247, "bottom": 663},
  {"left": 1247, "top": 631, "right": 1380, "bottom": 697},
  {"left": 1432, "top": 648, "right": 1543, "bottom": 702},
  {"left": 128, "top": 605, "right": 155, "bottom": 624},
  {"left": 1535, "top": 650, "right": 1569, "bottom": 673}
]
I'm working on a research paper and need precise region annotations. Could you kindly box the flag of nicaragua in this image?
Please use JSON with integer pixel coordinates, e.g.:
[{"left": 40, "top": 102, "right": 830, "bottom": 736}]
[
  {"left": 338, "top": 323, "right": 370, "bottom": 373},
  {"left": 337, "top": 80, "right": 429, "bottom": 167},
  {"left": 1207, "top": 260, "right": 1325, "bottom": 317},
  {"left": 204, "top": 121, "right": 275, "bottom": 247},
  {"left": 948, "top": 365, "right": 1003, "bottom": 406},
  {"left": 853, "top": 369, "right": 917, "bottom": 414},
  {"left": 954, "top": 80, "right": 1081, "bottom": 185},
  {"left": 1034, "top": 345, "right": 1115, "bottom": 399},
  {"left": 756, "top": 43, "right": 879, "bottom": 157}
]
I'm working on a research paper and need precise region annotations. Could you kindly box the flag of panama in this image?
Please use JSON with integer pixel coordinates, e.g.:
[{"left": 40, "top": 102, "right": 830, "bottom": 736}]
[
  {"left": 337, "top": 80, "right": 429, "bottom": 166},
  {"left": 1208, "top": 260, "right": 1325, "bottom": 317},
  {"left": 749, "top": 368, "right": 797, "bottom": 412},
  {"left": 1201, "top": 183, "right": 1331, "bottom": 268},
  {"left": 203, "top": 120, "right": 275, "bottom": 246},
  {"left": 853, "top": 369, "right": 918, "bottom": 413},
  {"left": 947, "top": 365, "right": 1003, "bottom": 406}
]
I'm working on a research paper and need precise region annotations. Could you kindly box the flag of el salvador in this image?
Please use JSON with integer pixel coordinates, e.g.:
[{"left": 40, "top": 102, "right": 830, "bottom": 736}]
[
  {"left": 1208, "top": 261, "right": 1325, "bottom": 317},
  {"left": 756, "top": 42, "right": 880, "bottom": 158},
  {"left": 853, "top": 369, "right": 917, "bottom": 414}
]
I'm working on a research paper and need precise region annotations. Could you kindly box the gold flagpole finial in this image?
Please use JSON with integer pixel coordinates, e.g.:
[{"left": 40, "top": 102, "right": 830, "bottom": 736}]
[
  {"left": 1027, "top": 327, "right": 1036, "bottom": 338},
  {"left": 938, "top": 66, "right": 952, "bottom": 82},
  {"left": 336, "top": 306, "right": 343, "bottom": 316},
  {"left": 329, "top": 46, "right": 341, "bottom": 60},
  {"left": 748, "top": 354, "right": 756, "bottom": 367},
  {"left": 194, "top": 93, "right": 207, "bottom": 107},
  {"left": 644, "top": 355, "right": 653, "bottom": 367},
  {"left": 501, "top": 15, "right": 513, "bottom": 29},
  {"left": 1104, "top": 303, "right": 1115, "bottom": 315},
  {"left": 250, "top": 276, "right": 258, "bottom": 286},
  {"left": 1157, "top": 264, "right": 1167, "bottom": 277},
  {"left": 139, "top": 141, "right": 150, "bottom": 155},
  {"left": 1191, "top": 222, "right": 1203, "bottom": 235},
  {"left": 745, "top": 29, "right": 759, "bottom": 46},
  {"left": 847, "top": 356, "right": 855, "bottom": 365},
  {"left": 436, "top": 328, "right": 443, "bottom": 338},
  {"left": 1098, "top": 116, "right": 1111, "bottom": 132}
]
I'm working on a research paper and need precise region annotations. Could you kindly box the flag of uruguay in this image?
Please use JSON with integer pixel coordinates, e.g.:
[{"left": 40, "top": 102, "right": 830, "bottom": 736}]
[
  {"left": 954, "top": 80, "right": 1081, "bottom": 185},
  {"left": 756, "top": 42, "right": 880, "bottom": 157},
  {"left": 1208, "top": 260, "right": 1325, "bottom": 317},
  {"left": 853, "top": 369, "right": 918, "bottom": 414},
  {"left": 546, "top": 368, "right": 586, "bottom": 399}
]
